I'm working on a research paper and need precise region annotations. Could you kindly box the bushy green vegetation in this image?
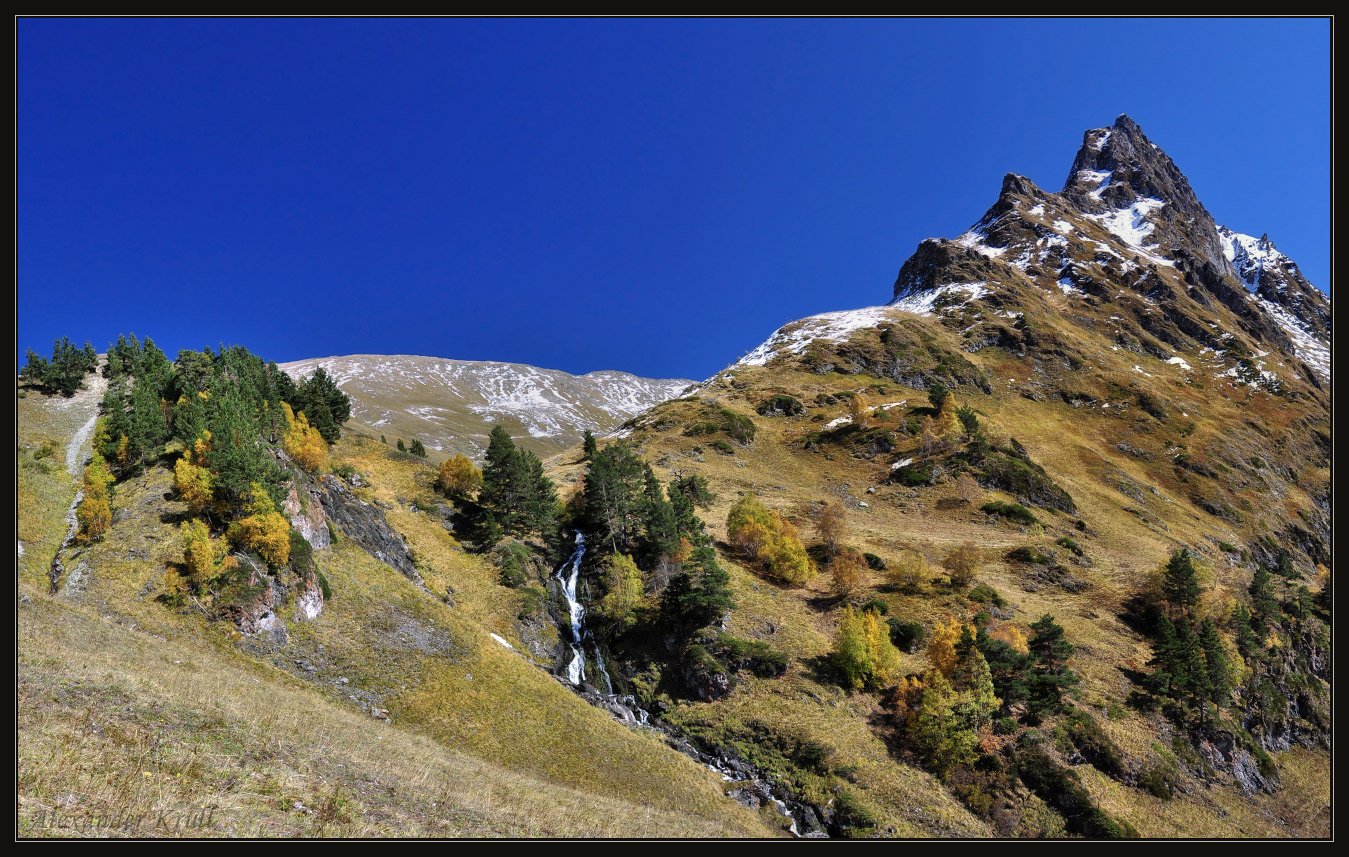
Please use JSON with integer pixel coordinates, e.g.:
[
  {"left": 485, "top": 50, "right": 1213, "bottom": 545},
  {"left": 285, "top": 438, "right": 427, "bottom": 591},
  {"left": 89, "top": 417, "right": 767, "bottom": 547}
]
[
  {"left": 683, "top": 403, "right": 757, "bottom": 445},
  {"left": 757, "top": 394, "right": 804, "bottom": 417},
  {"left": 980, "top": 500, "right": 1038, "bottom": 525},
  {"left": 726, "top": 493, "right": 814, "bottom": 586}
]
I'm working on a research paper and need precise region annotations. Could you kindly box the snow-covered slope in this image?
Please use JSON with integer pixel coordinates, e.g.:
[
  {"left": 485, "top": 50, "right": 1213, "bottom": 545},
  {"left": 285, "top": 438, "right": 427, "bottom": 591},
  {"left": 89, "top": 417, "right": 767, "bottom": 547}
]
[{"left": 281, "top": 354, "right": 694, "bottom": 459}]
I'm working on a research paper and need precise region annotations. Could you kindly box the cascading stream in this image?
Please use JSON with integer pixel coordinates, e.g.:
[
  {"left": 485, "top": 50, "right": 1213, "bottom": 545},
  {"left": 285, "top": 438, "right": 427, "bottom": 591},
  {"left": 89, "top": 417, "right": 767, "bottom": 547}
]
[
  {"left": 549, "top": 530, "right": 806, "bottom": 835},
  {"left": 554, "top": 532, "right": 587, "bottom": 685}
]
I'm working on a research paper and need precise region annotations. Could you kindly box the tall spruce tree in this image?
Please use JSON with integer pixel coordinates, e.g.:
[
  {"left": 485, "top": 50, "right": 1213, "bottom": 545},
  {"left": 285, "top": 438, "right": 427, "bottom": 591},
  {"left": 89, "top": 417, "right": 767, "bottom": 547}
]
[
  {"left": 1027, "top": 614, "right": 1078, "bottom": 713},
  {"left": 205, "top": 381, "right": 280, "bottom": 511},
  {"left": 1198, "top": 618, "right": 1235, "bottom": 706},
  {"left": 298, "top": 368, "right": 350, "bottom": 443},
  {"left": 479, "top": 427, "right": 556, "bottom": 539},
  {"left": 1162, "top": 549, "right": 1202, "bottom": 616},
  {"left": 1249, "top": 564, "right": 1278, "bottom": 633},
  {"left": 1146, "top": 615, "right": 1179, "bottom": 698},
  {"left": 660, "top": 544, "right": 733, "bottom": 634},
  {"left": 639, "top": 469, "right": 679, "bottom": 564},
  {"left": 582, "top": 442, "right": 649, "bottom": 554}
]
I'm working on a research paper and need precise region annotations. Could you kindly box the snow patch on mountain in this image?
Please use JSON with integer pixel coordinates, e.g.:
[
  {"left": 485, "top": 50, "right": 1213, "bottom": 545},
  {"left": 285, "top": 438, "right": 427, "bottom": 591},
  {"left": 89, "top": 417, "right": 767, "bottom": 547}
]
[
  {"left": 1252, "top": 295, "right": 1330, "bottom": 380},
  {"left": 1088, "top": 197, "right": 1173, "bottom": 267},
  {"left": 891, "top": 282, "right": 989, "bottom": 316},
  {"left": 737, "top": 306, "right": 902, "bottom": 367},
  {"left": 1218, "top": 226, "right": 1289, "bottom": 293},
  {"left": 1075, "top": 169, "right": 1113, "bottom": 200},
  {"left": 956, "top": 228, "right": 1006, "bottom": 259}
]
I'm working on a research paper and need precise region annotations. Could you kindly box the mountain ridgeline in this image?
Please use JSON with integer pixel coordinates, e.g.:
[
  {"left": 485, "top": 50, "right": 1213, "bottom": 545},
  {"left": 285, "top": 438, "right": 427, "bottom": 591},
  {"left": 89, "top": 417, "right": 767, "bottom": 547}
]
[
  {"left": 17, "top": 116, "right": 1329, "bottom": 839},
  {"left": 279, "top": 354, "right": 695, "bottom": 461}
]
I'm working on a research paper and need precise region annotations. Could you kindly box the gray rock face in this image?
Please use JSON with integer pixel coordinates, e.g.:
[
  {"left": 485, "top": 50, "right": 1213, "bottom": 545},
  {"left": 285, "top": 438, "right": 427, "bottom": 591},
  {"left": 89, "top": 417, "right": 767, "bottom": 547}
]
[
  {"left": 313, "top": 475, "right": 422, "bottom": 584},
  {"left": 282, "top": 480, "right": 331, "bottom": 550},
  {"left": 1193, "top": 727, "right": 1277, "bottom": 795},
  {"left": 226, "top": 554, "right": 287, "bottom": 643},
  {"left": 294, "top": 574, "right": 324, "bottom": 621}
]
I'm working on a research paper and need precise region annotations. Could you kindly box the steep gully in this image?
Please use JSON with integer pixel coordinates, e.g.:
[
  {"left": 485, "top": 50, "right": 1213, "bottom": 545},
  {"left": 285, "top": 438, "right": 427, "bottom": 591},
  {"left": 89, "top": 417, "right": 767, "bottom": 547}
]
[
  {"left": 46, "top": 371, "right": 107, "bottom": 594},
  {"left": 551, "top": 533, "right": 811, "bottom": 837},
  {"left": 47, "top": 411, "right": 98, "bottom": 594}
]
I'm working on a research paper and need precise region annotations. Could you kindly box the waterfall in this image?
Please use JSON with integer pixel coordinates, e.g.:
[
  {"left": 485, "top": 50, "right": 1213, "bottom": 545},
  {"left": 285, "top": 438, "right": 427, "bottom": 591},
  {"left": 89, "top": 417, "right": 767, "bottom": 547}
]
[
  {"left": 554, "top": 532, "right": 587, "bottom": 685},
  {"left": 548, "top": 530, "right": 810, "bottom": 835}
]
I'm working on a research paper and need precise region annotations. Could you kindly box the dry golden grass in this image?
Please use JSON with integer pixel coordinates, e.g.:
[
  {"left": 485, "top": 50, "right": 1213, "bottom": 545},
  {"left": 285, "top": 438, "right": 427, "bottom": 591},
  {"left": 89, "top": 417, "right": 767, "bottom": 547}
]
[
  {"left": 553, "top": 304, "right": 1328, "bottom": 838},
  {"left": 17, "top": 402, "right": 778, "bottom": 838},
  {"left": 17, "top": 582, "right": 769, "bottom": 838}
]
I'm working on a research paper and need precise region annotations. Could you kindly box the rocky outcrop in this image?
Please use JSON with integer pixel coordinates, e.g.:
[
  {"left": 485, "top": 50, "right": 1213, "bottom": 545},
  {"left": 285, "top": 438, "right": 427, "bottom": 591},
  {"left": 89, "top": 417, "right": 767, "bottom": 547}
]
[
  {"left": 294, "top": 574, "right": 325, "bottom": 621},
  {"left": 1191, "top": 726, "right": 1277, "bottom": 795},
  {"left": 282, "top": 479, "right": 331, "bottom": 550},
  {"left": 223, "top": 554, "right": 288, "bottom": 643},
  {"left": 313, "top": 474, "right": 422, "bottom": 584}
]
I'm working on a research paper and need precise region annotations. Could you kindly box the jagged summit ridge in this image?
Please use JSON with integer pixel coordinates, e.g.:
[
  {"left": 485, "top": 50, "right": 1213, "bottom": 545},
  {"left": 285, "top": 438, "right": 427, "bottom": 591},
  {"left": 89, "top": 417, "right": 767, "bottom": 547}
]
[
  {"left": 1064, "top": 115, "right": 1206, "bottom": 214},
  {"left": 736, "top": 118, "right": 1328, "bottom": 387},
  {"left": 879, "top": 116, "right": 1329, "bottom": 383}
]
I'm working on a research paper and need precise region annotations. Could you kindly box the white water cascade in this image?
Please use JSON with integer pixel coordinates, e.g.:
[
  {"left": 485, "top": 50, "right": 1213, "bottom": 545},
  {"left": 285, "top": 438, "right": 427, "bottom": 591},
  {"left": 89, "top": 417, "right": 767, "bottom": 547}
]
[
  {"left": 548, "top": 531, "right": 806, "bottom": 835},
  {"left": 555, "top": 533, "right": 588, "bottom": 685}
]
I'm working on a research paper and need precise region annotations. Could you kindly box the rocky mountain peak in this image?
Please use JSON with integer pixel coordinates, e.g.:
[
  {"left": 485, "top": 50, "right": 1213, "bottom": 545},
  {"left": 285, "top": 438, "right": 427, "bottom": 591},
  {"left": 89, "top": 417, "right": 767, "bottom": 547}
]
[
  {"left": 883, "top": 116, "right": 1329, "bottom": 386},
  {"left": 1063, "top": 115, "right": 1203, "bottom": 213}
]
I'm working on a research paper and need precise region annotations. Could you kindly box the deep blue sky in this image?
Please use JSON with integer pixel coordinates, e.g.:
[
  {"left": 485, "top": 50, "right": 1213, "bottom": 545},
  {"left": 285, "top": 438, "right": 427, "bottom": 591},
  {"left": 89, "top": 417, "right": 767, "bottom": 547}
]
[{"left": 18, "top": 18, "right": 1330, "bottom": 381}]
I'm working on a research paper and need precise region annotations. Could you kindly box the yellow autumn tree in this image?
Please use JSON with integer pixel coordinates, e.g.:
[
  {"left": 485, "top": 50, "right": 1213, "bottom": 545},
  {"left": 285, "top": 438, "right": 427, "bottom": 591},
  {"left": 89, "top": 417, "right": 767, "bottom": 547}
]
[
  {"left": 181, "top": 518, "right": 216, "bottom": 589},
  {"left": 437, "top": 453, "right": 483, "bottom": 498},
  {"left": 830, "top": 546, "right": 868, "bottom": 600},
  {"left": 944, "top": 541, "right": 981, "bottom": 589},
  {"left": 927, "top": 616, "right": 964, "bottom": 679},
  {"left": 281, "top": 402, "right": 327, "bottom": 473},
  {"left": 764, "top": 517, "right": 814, "bottom": 585},
  {"left": 727, "top": 493, "right": 776, "bottom": 559},
  {"left": 866, "top": 608, "right": 902, "bottom": 685},
  {"left": 727, "top": 493, "right": 815, "bottom": 586},
  {"left": 889, "top": 549, "right": 930, "bottom": 593},
  {"left": 75, "top": 452, "right": 114, "bottom": 543},
  {"left": 188, "top": 429, "right": 212, "bottom": 465},
  {"left": 834, "top": 606, "right": 902, "bottom": 691},
  {"left": 813, "top": 499, "right": 847, "bottom": 555},
  {"left": 228, "top": 482, "right": 291, "bottom": 567},
  {"left": 849, "top": 392, "right": 873, "bottom": 430},
  {"left": 173, "top": 456, "right": 214, "bottom": 515},
  {"left": 988, "top": 624, "right": 1030, "bottom": 654}
]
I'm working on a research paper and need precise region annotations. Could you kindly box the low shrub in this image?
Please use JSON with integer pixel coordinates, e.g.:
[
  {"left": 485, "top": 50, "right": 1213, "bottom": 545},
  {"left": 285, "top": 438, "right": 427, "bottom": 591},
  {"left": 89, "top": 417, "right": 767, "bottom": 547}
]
[
  {"left": 886, "top": 617, "right": 926, "bottom": 653},
  {"left": 981, "top": 500, "right": 1038, "bottom": 525}
]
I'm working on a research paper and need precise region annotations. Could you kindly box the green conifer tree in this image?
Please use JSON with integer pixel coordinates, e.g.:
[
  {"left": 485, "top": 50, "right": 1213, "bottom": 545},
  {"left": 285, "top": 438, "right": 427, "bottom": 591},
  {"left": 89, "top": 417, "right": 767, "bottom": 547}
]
[
  {"left": 1162, "top": 548, "right": 1202, "bottom": 616},
  {"left": 1027, "top": 614, "right": 1078, "bottom": 713}
]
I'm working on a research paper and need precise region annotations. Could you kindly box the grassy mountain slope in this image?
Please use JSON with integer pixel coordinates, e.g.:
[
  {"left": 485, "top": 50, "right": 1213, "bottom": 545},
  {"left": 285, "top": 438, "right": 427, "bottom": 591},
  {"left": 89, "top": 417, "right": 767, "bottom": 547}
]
[
  {"left": 16, "top": 385, "right": 780, "bottom": 838},
  {"left": 542, "top": 302, "right": 1328, "bottom": 835},
  {"left": 537, "top": 118, "right": 1330, "bottom": 837}
]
